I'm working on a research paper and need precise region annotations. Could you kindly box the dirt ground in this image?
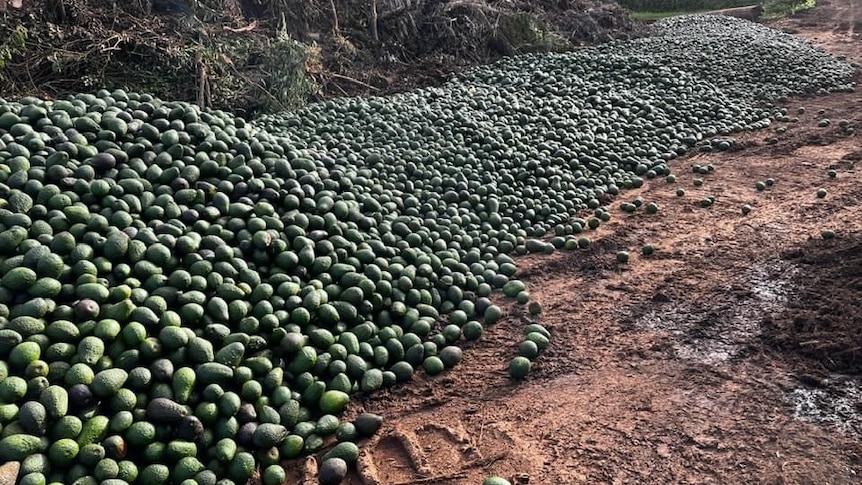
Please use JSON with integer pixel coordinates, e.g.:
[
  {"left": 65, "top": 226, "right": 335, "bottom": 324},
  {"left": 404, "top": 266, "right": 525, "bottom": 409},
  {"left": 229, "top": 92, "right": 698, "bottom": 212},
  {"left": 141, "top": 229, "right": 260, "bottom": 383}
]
[{"left": 285, "top": 1, "right": 862, "bottom": 483}]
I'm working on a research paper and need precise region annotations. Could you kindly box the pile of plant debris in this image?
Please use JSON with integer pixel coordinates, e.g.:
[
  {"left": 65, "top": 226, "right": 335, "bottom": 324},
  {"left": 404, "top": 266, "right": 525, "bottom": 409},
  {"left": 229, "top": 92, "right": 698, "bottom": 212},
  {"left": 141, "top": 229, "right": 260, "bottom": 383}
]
[{"left": 0, "top": 0, "right": 638, "bottom": 116}]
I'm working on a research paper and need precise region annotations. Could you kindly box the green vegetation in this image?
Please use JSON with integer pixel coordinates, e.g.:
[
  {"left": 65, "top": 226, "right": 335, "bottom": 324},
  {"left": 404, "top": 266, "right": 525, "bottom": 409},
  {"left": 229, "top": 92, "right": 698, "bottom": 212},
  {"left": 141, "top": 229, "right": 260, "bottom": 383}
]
[
  {"left": 259, "top": 25, "right": 321, "bottom": 112},
  {"left": 0, "top": 14, "right": 853, "bottom": 485},
  {"left": 619, "top": 0, "right": 754, "bottom": 12},
  {"left": 626, "top": 0, "right": 817, "bottom": 21},
  {"left": 762, "top": 0, "right": 816, "bottom": 19},
  {"left": 0, "top": 26, "right": 27, "bottom": 73},
  {"left": 495, "top": 13, "right": 571, "bottom": 54},
  {"left": 630, "top": 10, "right": 697, "bottom": 20}
]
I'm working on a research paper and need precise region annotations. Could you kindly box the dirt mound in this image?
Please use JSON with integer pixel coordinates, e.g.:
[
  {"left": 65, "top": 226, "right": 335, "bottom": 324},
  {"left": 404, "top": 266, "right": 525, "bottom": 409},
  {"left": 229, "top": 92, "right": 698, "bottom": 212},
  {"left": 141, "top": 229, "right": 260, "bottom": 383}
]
[
  {"left": 0, "top": 0, "right": 637, "bottom": 115},
  {"left": 764, "top": 235, "right": 862, "bottom": 373}
]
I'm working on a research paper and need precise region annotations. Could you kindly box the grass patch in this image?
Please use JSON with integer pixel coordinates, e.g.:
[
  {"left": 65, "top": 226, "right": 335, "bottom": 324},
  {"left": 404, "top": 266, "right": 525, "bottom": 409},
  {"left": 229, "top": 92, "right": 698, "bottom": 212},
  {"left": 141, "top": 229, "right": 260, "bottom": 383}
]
[
  {"left": 624, "top": 0, "right": 766, "bottom": 22},
  {"left": 630, "top": 10, "right": 700, "bottom": 20},
  {"left": 618, "top": 0, "right": 753, "bottom": 11},
  {"left": 762, "top": 0, "right": 816, "bottom": 19}
]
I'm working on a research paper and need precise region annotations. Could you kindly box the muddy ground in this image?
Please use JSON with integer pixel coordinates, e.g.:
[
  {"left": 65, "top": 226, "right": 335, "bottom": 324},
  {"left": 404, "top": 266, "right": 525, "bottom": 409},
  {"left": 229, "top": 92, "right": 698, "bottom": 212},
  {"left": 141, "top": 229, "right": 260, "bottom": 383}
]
[{"left": 281, "top": 1, "right": 862, "bottom": 483}]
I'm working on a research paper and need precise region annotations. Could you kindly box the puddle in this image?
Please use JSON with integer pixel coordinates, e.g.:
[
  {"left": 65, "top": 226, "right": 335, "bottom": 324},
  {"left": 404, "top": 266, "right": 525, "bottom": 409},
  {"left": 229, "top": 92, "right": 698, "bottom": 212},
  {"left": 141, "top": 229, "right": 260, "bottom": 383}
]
[
  {"left": 788, "top": 377, "right": 862, "bottom": 434},
  {"left": 630, "top": 258, "right": 862, "bottom": 435},
  {"left": 633, "top": 260, "right": 798, "bottom": 366},
  {"left": 748, "top": 263, "right": 796, "bottom": 303}
]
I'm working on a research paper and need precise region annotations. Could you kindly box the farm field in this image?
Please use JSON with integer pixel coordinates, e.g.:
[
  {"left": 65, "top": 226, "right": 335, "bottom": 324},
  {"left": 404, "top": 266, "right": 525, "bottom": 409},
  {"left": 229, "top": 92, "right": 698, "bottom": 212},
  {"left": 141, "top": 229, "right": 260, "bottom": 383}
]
[{"left": 0, "top": 1, "right": 859, "bottom": 485}]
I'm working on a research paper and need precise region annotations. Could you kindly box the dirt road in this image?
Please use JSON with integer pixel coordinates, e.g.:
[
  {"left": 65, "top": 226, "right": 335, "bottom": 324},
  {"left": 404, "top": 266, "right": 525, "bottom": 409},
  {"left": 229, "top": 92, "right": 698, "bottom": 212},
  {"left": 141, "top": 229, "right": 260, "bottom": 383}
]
[{"left": 285, "top": 2, "right": 862, "bottom": 483}]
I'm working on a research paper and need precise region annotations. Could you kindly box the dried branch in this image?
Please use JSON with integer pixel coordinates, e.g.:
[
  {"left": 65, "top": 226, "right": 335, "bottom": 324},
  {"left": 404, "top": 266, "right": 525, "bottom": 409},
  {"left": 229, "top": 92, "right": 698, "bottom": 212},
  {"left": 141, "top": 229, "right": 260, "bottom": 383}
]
[
  {"left": 330, "top": 0, "right": 339, "bottom": 33},
  {"left": 390, "top": 472, "right": 468, "bottom": 485},
  {"left": 220, "top": 54, "right": 291, "bottom": 113},
  {"left": 328, "top": 73, "right": 380, "bottom": 91},
  {"left": 370, "top": 0, "right": 380, "bottom": 43},
  {"left": 223, "top": 20, "right": 258, "bottom": 33}
]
